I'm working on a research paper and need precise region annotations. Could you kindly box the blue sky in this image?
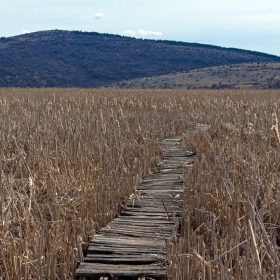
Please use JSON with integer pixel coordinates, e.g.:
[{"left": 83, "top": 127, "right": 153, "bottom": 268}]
[{"left": 1, "top": 0, "right": 280, "bottom": 56}]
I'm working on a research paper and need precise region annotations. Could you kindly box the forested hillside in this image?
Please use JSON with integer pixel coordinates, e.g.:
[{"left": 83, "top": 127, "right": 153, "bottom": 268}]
[{"left": 0, "top": 30, "right": 279, "bottom": 87}]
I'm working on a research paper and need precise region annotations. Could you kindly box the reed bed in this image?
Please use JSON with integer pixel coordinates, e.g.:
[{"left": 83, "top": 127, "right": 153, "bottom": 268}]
[
  {"left": 167, "top": 90, "right": 280, "bottom": 279},
  {"left": 0, "top": 88, "right": 194, "bottom": 279},
  {"left": 1, "top": 88, "right": 280, "bottom": 279}
]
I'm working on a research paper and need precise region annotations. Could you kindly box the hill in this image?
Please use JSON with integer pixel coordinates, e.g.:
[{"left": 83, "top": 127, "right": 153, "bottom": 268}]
[
  {"left": 0, "top": 30, "right": 280, "bottom": 87},
  {"left": 110, "top": 62, "right": 280, "bottom": 89}
]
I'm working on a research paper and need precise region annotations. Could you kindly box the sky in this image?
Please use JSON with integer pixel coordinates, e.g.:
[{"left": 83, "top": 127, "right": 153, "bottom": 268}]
[{"left": 1, "top": 0, "right": 280, "bottom": 56}]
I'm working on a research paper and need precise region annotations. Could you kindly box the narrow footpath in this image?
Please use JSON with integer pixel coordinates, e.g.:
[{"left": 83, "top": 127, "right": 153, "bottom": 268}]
[{"left": 75, "top": 136, "right": 196, "bottom": 280}]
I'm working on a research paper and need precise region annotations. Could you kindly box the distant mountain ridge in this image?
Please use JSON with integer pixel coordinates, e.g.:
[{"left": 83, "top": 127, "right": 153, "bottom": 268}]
[{"left": 0, "top": 29, "right": 279, "bottom": 87}]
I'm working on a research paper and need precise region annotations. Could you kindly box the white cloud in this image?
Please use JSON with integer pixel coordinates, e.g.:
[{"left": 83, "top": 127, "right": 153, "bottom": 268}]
[
  {"left": 22, "top": 29, "right": 31, "bottom": 34},
  {"left": 137, "top": 30, "right": 162, "bottom": 36},
  {"left": 94, "top": 13, "right": 104, "bottom": 19},
  {"left": 122, "top": 29, "right": 163, "bottom": 37},
  {"left": 122, "top": 30, "right": 137, "bottom": 36}
]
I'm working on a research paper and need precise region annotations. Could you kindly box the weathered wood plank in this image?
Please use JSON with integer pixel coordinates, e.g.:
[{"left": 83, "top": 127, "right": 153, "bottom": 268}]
[
  {"left": 97, "top": 229, "right": 171, "bottom": 239},
  {"left": 111, "top": 218, "right": 175, "bottom": 225},
  {"left": 84, "top": 254, "right": 165, "bottom": 264},
  {"left": 76, "top": 263, "right": 166, "bottom": 278},
  {"left": 113, "top": 216, "right": 175, "bottom": 221},
  {"left": 89, "top": 237, "right": 164, "bottom": 246},
  {"left": 92, "top": 234, "right": 165, "bottom": 242},
  {"left": 101, "top": 224, "right": 174, "bottom": 231},
  {"left": 119, "top": 212, "right": 174, "bottom": 217},
  {"left": 87, "top": 247, "right": 165, "bottom": 255},
  {"left": 120, "top": 207, "right": 180, "bottom": 213}
]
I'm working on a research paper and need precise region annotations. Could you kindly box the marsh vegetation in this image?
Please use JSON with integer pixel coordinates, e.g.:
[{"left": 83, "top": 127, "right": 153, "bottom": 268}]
[{"left": 0, "top": 88, "right": 280, "bottom": 279}]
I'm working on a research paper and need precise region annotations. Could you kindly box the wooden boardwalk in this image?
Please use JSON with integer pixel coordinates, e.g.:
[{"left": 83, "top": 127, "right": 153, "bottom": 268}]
[{"left": 75, "top": 136, "right": 196, "bottom": 280}]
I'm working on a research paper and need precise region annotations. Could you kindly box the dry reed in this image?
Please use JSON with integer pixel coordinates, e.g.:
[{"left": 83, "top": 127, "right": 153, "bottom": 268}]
[
  {"left": 1, "top": 88, "right": 280, "bottom": 279},
  {"left": 0, "top": 88, "right": 193, "bottom": 279},
  {"left": 167, "top": 89, "right": 280, "bottom": 279}
]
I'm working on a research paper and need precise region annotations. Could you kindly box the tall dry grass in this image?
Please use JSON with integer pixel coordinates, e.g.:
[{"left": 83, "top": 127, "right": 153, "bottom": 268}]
[
  {"left": 1, "top": 88, "right": 280, "bottom": 279},
  {"left": 0, "top": 88, "right": 194, "bottom": 279},
  {"left": 167, "top": 90, "right": 280, "bottom": 279}
]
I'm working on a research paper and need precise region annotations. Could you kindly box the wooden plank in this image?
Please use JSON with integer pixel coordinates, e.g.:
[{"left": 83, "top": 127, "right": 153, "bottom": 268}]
[
  {"left": 112, "top": 216, "right": 175, "bottom": 222},
  {"left": 135, "top": 186, "right": 183, "bottom": 191},
  {"left": 89, "top": 239, "right": 165, "bottom": 247},
  {"left": 131, "top": 189, "right": 183, "bottom": 194},
  {"left": 96, "top": 229, "right": 171, "bottom": 239},
  {"left": 120, "top": 208, "right": 179, "bottom": 214},
  {"left": 88, "top": 243, "right": 165, "bottom": 251},
  {"left": 103, "top": 225, "right": 174, "bottom": 233},
  {"left": 115, "top": 215, "right": 173, "bottom": 220},
  {"left": 125, "top": 204, "right": 181, "bottom": 209},
  {"left": 119, "top": 212, "right": 170, "bottom": 217},
  {"left": 90, "top": 237, "right": 164, "bottom": 246},
  {"left": 164, "top": 152, "right": 196, "bottom": 157},
  {"left": 87, "top": 247, "right": 165, "bottom": 255},
  {"left": 92, "top": 234, "right": 165, "bottom": 242},
  {"left": 76, "top": 263, "right": 166, "bottom": 278},
  {"left": 109, "top": 219, "right": 175, "bottom": 225},
  {"left": 84, "top": 254, "right": 165, "bottom": 264}
]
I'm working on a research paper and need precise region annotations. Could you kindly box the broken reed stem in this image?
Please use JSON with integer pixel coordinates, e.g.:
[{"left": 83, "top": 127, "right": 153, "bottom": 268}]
[
  {"left": 161, "top": 199, "right": 170, "bottom": 220},
  {"left": 271, "top": 112, "right": 280, "bottom": 145},
  {"left": 211, "top": 240, "right": 248, "bottom": 263},
  {"left": 248, "top": 220, "right": 262, "bottom": 274}
]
